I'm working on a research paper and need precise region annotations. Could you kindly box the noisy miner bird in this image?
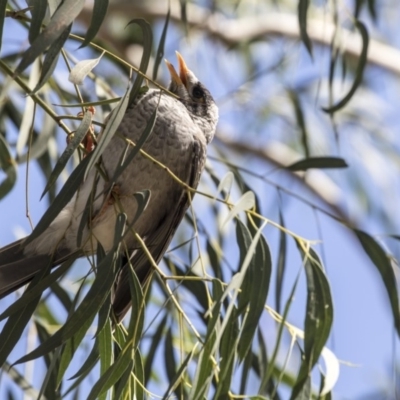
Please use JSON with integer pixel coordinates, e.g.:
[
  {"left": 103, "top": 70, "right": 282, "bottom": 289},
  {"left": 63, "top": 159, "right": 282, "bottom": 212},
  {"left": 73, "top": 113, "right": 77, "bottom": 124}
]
[{"left": 0, "top": 53, "right": 218, "bottom": 322}]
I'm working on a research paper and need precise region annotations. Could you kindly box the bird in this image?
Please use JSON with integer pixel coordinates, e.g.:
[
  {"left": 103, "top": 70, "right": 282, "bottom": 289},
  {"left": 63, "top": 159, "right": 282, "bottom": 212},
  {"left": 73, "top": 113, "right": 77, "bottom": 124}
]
[{"left": 0, "top": 52, "right": 218, "bottom": 322}]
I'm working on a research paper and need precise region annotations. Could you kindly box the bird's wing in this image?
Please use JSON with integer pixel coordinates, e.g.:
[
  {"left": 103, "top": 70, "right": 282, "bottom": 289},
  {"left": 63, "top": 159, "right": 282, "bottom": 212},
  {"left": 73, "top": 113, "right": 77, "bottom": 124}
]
[{"left": 112, "top": 137, "right": 206, "bottom": 322}]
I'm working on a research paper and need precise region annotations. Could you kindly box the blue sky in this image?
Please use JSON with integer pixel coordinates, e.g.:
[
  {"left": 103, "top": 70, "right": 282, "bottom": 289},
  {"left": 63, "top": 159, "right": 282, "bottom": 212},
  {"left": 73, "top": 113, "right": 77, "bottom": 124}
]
[{"left": 1, "top": 2, "right": 400, "bottom": 398}]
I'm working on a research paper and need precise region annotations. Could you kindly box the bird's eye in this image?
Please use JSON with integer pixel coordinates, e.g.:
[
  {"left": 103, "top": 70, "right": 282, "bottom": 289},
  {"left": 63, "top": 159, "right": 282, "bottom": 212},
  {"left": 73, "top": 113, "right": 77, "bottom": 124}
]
[{"left": 192, "top": 86, "right": 204, "bottom": 99}]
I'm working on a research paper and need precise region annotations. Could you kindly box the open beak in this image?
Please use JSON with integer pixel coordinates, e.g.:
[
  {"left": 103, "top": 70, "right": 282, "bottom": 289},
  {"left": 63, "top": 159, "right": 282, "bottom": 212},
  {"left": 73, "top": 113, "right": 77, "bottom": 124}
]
[{"left": 165, "top": 51, "right": 190, "bottom": 88}]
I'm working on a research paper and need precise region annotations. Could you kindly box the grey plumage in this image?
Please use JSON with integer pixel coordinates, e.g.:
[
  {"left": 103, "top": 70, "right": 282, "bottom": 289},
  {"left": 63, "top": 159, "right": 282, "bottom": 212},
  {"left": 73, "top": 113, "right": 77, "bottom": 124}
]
[{"left": 0, "top": 53, "right": 218, "bottom": 322}]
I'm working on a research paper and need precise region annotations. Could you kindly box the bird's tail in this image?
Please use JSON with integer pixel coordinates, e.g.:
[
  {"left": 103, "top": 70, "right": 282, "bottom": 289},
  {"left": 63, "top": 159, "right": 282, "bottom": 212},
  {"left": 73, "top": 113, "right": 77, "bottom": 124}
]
[{"left": 0, "top": 239, "right": 67, "bottom": 299}]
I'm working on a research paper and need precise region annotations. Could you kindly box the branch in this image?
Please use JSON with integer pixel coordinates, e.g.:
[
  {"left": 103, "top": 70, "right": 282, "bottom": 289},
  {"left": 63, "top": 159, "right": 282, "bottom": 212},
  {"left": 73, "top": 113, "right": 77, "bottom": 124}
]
[{"left": 78, "top": 1, "right": 400, "bottom": 76}]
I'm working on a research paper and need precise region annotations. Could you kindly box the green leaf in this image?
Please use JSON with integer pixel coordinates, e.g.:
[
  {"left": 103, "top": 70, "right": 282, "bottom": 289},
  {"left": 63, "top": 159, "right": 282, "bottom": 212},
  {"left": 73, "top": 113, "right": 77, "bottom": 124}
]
[
  {"left": 28, "top": 0, "right": 47, "bottom": 44},
  {"left": 31, "top": 24, "right": 72, "bottom": 93},
  {"left": 56, "top": 309, "right": 96, "bottom": 386},
  {"left": 24, "top": 153, "right": 93, "bottom": 247},
  {"left": 126, "top": 19, "right": 153, "bottom": 106},
  {"left": 144, "top": 313, "right": 168, "bottom": 385},
  {"left": 14, "top": 215, "right": 126, "bottom": 365},
  {"left": 298, "top": 0, "right": 312, "bottom": 55},
  {"left": 0, "top": 257, "right": 77, "bottom": 321},
  {"left": 126, "top": 260, "right": 145, "bottom": 348},
  {"left": 111, "top": 104, "right": 158, "bottom": 184},
  {"left": 275, "top": 210, "right": 287, "bottom": 314},
  {"left": 0, "top": 0, "right": 8, "bottom": 53},
  {"left": 86, "top": 343, "right": 133, "bottom": 400},
  {"left": 289, "top": 90, "right": 310, "bottom": 158},
  {"left": 355, "top": 230, "right": 400, "bottom": 337},
  {"left": 164, "top": 328, "right": 180, "bottom": 396},
  {"left": 162, "top": 346, "right": 197, "bottom": 400},
  {"left": 191, "top": 280, "right": 223, "bottom": 400},
  {"left": 67, "top": 338, "right": 99, "bottom": 381},
  {"left": 238, "top": 227, "right": 272, "bottom": 360},
  {"left": 98, "top": 320, "right": 113, "bottom": 400},
  {"left": 41, "top": 109, "right": 92, "bottom": 199},
  {"left": 322, "top": 20, "right": 369, "bottom": 113},
  {"left": 0, "top": 134, "right": 17, "bottom": 200},
  {"left": 152, "top": 7, "right": 170, "bottom": 80},
  {"left": 79, "top": 0, "right": 109, "bottom": 48},
  {"left": 133, "top": 350, "right": 144, "bottom": 400},
  {"left": 290, "top": 244, "right": 333, "bottom": 399},
  {"left": 15, "top": 0, "right": 86, "bottom": 74},
  {"left": 287, "top": 157, "right": 348, "bottom": 171},
  {"left": 214, "top": 307, "right": 239, "bottom": 398},
  {"left": 84, "top": 84, "right": 131, "bottom": 180},
  {"left": 113, "top": 360, "right": 134, "bottom": 400},
  {"left": 0, "top": 259, "right": 53, "bottom": 367}
]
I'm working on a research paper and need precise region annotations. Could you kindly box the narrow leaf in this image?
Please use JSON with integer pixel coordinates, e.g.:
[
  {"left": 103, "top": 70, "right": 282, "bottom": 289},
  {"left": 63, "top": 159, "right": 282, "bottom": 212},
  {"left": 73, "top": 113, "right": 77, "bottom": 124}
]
[
  {"left": 79, "top": 0, "right": 109, "bottom": 48},
  {"left": 24, "top": 153, "right": 93, "bottom": 247},
  {"left": 298, "top": 0, "right": 312, "bottom": 55},
  {"left": 152, "top": 7, "right": 170, "bottom": 80},
  {"left": 126, "top": 19, "right": 153, "bottom": 106},
  {"left": 0, "top": 260, "right": 53, "bottom": 367},
  {"left": 111, "top": 106, "right": 158, "bottom": 184},
  {"left": 29, "top": 0, "right": 48, "bottom": 44},
  {"left": 355, "top": 229, "right": 400, "bottom": 337},
  {"left": 41, "top": 110, "right": 92, "bottom": 199},
  {"left": 287, "top": 157, "right": 348, "bottom": 171},
  {"left": 32, "top": 24, "right": 72, "bottom": 93},
  {"left": 290, "top": 244, "right": 333, "bottom": 399},
  {"left": 0, "top": 134, "right": 17, "bottom": 200},
  {"left": 322, "top": 21, "right": 369, "bottom": 113},
  {"left": 0, "top": 0, "right": 8, "bottom": 52},
  {"left": 163, "top": 346, "right": 197, "bottom": 400},
  {"left": 16, "top": 0, "right": 86, "bottom": 74},
  {"left": 84, "top": 85, "right": 131, "bottom": 180}
]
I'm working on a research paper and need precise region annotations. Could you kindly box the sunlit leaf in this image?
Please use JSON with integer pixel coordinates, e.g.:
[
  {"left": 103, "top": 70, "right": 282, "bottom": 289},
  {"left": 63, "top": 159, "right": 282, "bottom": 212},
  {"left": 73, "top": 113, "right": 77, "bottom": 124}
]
[
  {"left": 291, "top": 244, "right": 333, "bottom": 399},
  {"left": 222, "top": 191, "right": 255, "bottom": 228},
  {"left": 68, "top": 53, "right": 104, "bottom": 85}
]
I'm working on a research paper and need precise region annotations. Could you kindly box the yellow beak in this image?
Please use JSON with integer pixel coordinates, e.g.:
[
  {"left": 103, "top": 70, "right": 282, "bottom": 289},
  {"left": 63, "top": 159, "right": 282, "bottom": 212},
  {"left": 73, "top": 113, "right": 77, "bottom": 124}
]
[{"left": 165, "top": 51, "right": 190, "bottom": 88}]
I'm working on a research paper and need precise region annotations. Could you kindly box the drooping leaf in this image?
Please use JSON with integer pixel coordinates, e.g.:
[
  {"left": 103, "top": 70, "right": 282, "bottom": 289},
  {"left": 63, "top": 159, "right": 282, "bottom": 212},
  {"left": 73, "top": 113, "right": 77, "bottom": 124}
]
[
  {"left": 322, "top": 20, "right": 369, "bottom": 113},
  {"left": 298, "top": 0, "right": 312, "bottom": 56},
  {"left": 0, "top": 0, "right": 8, "bottom": 52},
  {"left": 290, "top": 243, "right": 333, "bottom": 399},
  {"left": 0, "top": 134, "right": 17, "bottom": 200},
  {"left": 15, "top": 0, "right": 86, "bottom": 74},
  {"left": 24, "top": 153, "right": 93, "bottom": 247},
  {"left": 287, "top": 157, "right": 348, "bottom": 171},
  {"left": 14, "top": 215, "right": 126, "bottom": 365},
  {"left": 41, "top": 109, "right": 92, "bottom": 199},
  {"left": 153, "top": 7, "right": 170, "bottom": 80},
  {"left": 0, "top": 259, "right": 53, "bottom": 367},
  {"left": 126, "top": 19, "right": 153, "bottom": 106},
  {"left": 28, "top": 0, "right": 47, "bottom": 44},
  {"left": 79, "top": 0, "right": 109, "bottom": 49},
  {"left": 355, "top": 229, "right": 400, "bottom": 337},
  {"left": 32, "top": 24, "right": 72, "bottom": 93}
]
